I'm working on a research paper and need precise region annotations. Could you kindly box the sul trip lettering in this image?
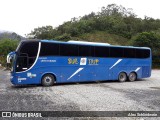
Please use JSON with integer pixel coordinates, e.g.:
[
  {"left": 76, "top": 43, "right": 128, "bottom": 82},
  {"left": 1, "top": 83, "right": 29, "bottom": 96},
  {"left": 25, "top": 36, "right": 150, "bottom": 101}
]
[
  {"left": 68, "top": 58, "right": 78, "bottom": 64},
  {"left": 68, "top": 58, "right": 99, "bottom": 65},
  {"left": 88, "top": 59, "right": 99, "bottom": 65}
]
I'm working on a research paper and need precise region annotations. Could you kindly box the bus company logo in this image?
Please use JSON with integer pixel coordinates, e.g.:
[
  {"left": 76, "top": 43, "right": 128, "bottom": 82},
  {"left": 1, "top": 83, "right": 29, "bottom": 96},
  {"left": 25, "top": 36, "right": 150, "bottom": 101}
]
[
  {"left": 27, "top": 72, "right": 37, "bottom": 78},
  {"left": 80, "top": 58, "right": 87, "bottom": 65},
  {"left": 68, "top": 58, "right": 78, "bottom": 64},
  {"left": 2, "top": 112, "right": 11, "bottom": 117},
  {"left": 88, "top": 59, "right": 99, "bottom": 65}
]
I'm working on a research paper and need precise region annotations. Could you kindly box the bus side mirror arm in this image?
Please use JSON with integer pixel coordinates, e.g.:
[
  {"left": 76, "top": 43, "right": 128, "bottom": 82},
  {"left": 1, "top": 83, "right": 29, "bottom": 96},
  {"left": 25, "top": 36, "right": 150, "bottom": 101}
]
[
  {"left": 6, "top": 51, "right": 16, "bottom": 63},
  {"left": 7, "top": 55, "right": 11, "bottom": 63}
]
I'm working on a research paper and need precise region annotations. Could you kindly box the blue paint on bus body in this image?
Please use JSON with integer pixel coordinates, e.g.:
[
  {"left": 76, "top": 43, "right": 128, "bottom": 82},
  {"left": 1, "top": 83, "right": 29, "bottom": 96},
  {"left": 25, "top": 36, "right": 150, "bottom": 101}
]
[
  {"left": 9, "top": 40, "right": 152, "bottom": 85},
  {"left": 10, "top": 57, "right": 151, "bottom": 85}
]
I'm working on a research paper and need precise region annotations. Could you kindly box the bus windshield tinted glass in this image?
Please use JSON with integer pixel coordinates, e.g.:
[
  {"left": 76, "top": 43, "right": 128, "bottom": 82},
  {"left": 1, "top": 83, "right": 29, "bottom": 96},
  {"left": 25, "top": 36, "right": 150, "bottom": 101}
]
[{"left": 16, "top": 42, "right": 39, "bottom": 72}]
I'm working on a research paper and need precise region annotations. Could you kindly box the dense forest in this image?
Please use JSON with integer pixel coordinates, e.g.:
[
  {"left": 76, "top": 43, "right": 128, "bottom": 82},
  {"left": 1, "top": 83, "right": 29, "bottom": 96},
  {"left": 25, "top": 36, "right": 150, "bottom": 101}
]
[{"left": 0, "top": 4, "right": 160, "bottom": 67}]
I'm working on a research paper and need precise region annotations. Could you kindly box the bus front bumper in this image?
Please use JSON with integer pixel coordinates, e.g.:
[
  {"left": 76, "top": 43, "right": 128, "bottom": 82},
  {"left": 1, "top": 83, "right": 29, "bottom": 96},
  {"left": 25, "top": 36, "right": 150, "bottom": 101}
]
[
  {"left": 10, "top": 73, "right": 41, "bottom": 85},
  {"left": 10, "top": 75, "right": 18, "bottom": 85}
]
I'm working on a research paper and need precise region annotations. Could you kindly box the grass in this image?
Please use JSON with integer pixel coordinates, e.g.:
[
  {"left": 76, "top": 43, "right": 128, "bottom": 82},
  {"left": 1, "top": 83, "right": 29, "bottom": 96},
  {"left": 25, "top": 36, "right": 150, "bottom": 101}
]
[{"left": 73, "top": 31, "right": 130, "bottom": 46}]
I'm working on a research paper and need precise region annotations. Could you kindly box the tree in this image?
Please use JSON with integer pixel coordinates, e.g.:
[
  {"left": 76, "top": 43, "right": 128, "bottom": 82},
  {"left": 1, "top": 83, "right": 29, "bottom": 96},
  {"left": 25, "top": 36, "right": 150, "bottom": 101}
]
[
  {"left": 0, "top": 39, "right": 19, "bottom": 56},
  {"left": 27, "top": 26, "right": 57, "bottom": 39},
  {"left": 0, "top": 39, "right": 19, "bottom": 66},
  {"left": 100, "top": 4, "right": 136, "bottom": 17},
  {"left": 132, "top": 32, "right": 160, "bottom": 56},
  {"left": 54, "top": 33, "right": 71, "bottom": 41}
]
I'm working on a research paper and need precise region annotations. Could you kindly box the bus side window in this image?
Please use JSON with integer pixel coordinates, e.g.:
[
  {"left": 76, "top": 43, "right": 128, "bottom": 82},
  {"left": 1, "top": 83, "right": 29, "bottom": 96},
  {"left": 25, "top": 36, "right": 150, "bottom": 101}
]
[
  {"left": 40, "top": 43, "right": 59, "bottom": 56},
  {"left": 60, "top": 44, "right": 78, "bottom": 56},
  {"left": 124, "top": 48, "right": 136, "bottom": 58},
  {"left": 136, "top": 49, "right": 144, "bottom": 58},
  {"left": 94, "top": 46, "right": 109, "bottom": 57},
  {"left": 78, "top": 45, "right": 94, "bottom": 57},
  {"left": 109, "top": 47, "right": 124, "bottom": 58},
  {"left": 143, "top": 49, "right": 150, "bottom": 58}
]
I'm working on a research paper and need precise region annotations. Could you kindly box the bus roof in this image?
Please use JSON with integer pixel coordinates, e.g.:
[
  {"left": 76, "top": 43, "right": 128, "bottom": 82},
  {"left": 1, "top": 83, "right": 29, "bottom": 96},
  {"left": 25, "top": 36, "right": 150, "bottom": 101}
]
[
  {"left": 24, "top": 39, "right": 150, "bottom": 50},
  {"left": 68, "top": 40, "right": 110, "bottom": 45}
]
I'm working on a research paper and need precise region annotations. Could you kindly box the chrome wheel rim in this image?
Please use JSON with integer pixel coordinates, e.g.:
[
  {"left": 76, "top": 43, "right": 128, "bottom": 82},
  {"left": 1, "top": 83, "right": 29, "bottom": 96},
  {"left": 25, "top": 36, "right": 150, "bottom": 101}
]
[
  {"left": 44, "top": 76, "right": 52, "bottom": 83},
  {"left": 129, "top": 73, "right": 136, "bottom": 81},
  {"left": 119, "top": 73, "right": 126, "bottom": 82}
]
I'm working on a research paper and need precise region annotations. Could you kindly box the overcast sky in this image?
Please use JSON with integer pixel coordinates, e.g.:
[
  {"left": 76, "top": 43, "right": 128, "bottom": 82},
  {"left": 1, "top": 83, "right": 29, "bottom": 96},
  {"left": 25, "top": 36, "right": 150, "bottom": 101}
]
[{"left": 0, "top": 0, "right": 160, "bottom": 37}]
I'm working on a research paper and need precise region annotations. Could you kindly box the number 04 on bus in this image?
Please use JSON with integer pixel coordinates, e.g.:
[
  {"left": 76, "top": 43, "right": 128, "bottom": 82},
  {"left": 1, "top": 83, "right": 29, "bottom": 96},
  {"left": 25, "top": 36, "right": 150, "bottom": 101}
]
[{"left": 7, "top": 40, "right": 151, "bottom": 86}]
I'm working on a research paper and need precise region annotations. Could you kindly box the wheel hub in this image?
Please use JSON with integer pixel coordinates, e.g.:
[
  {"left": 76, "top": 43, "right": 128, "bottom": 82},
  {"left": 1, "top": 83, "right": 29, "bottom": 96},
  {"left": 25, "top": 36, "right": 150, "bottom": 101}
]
[{"left": 45, "top": 77, "right": 51, "bottom": 83}]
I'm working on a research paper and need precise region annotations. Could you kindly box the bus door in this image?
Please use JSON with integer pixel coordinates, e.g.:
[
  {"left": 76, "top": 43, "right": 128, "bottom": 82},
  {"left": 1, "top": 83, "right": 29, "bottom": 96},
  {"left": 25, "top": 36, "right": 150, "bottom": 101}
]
[{"left": 16, "top": 53, "right": 28, "bottom": 72}]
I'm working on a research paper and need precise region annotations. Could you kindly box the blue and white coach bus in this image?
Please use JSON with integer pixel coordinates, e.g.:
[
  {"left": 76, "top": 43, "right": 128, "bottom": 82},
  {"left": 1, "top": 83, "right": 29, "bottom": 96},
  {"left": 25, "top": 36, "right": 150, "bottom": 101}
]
[{"left": 7, "top": 40, "right": 151, "bottom": 86}]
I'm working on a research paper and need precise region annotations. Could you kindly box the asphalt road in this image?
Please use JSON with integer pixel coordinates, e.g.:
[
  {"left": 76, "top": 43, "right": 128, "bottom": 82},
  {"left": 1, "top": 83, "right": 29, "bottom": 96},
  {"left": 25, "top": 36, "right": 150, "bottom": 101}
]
[{"left": 0, "top": 69, "right": 160, "bottom": 119}]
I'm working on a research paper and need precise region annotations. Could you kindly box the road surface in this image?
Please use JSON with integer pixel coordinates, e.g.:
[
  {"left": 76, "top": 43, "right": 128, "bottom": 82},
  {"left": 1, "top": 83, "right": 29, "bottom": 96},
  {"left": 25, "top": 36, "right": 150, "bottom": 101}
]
[{"left": 0, "top": 69, "right": 160, "bottom": 119}]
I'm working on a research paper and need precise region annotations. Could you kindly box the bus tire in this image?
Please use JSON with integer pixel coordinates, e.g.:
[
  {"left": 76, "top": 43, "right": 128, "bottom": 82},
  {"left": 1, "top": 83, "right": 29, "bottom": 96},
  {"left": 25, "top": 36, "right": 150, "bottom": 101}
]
[
  {"left": 41, "top": 74, "right": 55, "bottom": 86},
  {"left": 128, "top": 72, "right": 137, "bottom": 82},
  {"left": 118, "top": 72, "right": 127, "bottom": 82}
]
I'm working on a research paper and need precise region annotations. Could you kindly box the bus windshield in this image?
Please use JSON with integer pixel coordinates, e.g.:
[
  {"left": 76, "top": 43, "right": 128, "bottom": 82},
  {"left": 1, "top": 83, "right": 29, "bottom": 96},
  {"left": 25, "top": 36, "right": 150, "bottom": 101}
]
[{"left": 15, "top": 41, "right": 39, "bottom": 72}]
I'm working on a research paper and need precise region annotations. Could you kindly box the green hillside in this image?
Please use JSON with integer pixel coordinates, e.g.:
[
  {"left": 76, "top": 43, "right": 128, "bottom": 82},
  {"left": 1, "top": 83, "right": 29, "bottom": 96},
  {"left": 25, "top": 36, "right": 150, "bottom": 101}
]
[
  {"left": 73, "top": 31, "right": 129, "bottom": 46},
  {"left": 0, "top": 4, "right": 160, "bottom": 68},
  {"left": 27, "top": 4, "right": 160, "bottom": 47}
]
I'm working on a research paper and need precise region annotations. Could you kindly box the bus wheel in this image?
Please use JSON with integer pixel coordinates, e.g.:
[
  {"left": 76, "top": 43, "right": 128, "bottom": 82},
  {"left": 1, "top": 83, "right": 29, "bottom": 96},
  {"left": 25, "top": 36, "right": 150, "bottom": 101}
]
[
  {"left": 42, "top": 74, "right": 55, "bottom": 86},
  {"left": 118, "top": 72, "right": 127, "bottom": 82},
  {"left": 128, "top": 72, "right": 137, "bottom": 82}
]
